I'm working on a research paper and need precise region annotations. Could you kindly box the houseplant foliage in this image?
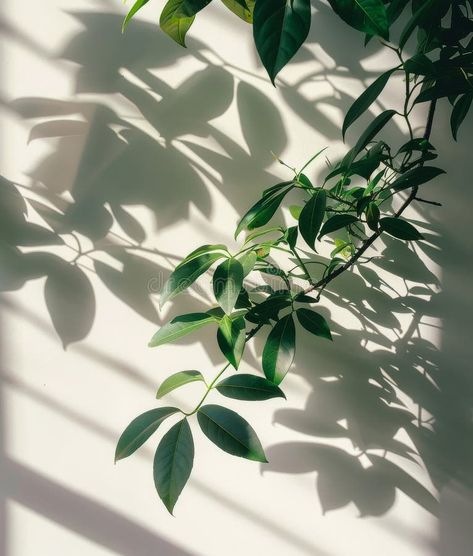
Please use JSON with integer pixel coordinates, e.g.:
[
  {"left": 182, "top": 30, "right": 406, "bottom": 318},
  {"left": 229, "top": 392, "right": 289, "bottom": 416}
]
[{"left": 117, "top": 0, "right": 473, "bottom": 513}]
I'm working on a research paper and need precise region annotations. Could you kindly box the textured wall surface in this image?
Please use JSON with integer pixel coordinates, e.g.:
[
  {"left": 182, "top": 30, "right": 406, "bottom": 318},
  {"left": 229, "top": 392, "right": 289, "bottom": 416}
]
[{"left": 1, "top": 1, "right": 472, "bottom": 555}]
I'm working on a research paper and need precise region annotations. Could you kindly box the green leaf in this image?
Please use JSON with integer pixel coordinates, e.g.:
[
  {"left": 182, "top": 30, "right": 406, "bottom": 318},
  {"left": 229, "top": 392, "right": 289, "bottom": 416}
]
[
  {"left": 343, "top": 69, "right": 395, "bottom": 139},
  {"left": 160, "top": 252, "right": 224, "bottom": 307},
  {"left": 451, "top": 93, "right": 473, "bottom": 141},
  {"left": 220, "top": 0, "right": 254, "bottom": 22},
  {"left": 379, "top": 217, "right": 424, "bottom": 240},
  {"left": 285, "top": 226, "right": 298, "bottom": 249},
  {"left": 289, "top": 205, "right": 303, "bottom": 220},
  {"left": 213, "top": 258, "right": 244, "bottom": 315},
  {"left": 238, "top": 250, "right": 257, "bottom": 277},
  {"left": 399, "top": 0, "right": 435, "bottom": 50},
  {"left": 115, "top": 407, "right": 180, "bottom": 462},
  {"left": 296, "top": 308, "right": 332, "bottom": 340},
  {"left": 343, "top": 110, "right": 396, "bottom": 169},
  {"left": 122, "top": 0, "right": 151, "bottom": 32},
  {"left": 245, "top": 291, "right": 292, "bottom": 323},
  {"left": 243, "top": 226, "right": 282, "bottom": 245},
  {"left": 298, "top": 189, "right": 327, "bottom": 249},
  {"left": 216, "top": 374, "right": 286, "bottom": 400},
  {"left": 404, "top": 53, "right": 436, "bottom": 76},
  {"left": 328, "top": 0, "right": 389, "bottom": 39},
  {"left": 159, "top": 0, "right": 211, "bottom": 47},
  {"left": 154, "top": 419, "right": 194, "bottom": 514},
  {"left": 157, "top": 371, "right": 205, "bottom": 399},
  {"left": 176, "top": 244, "right": 227, "bottom": 269},
  {"left": 197, "top": 404, "right": 267, "bottom": 462},
  {"left": 365, "top": 201, "right": 380, "bottom": 231},
  {"left": 390, "top": 166, "right": 445, "bottom": 192},
  {"left": 217, "top": 315, "right": 246, "bottom": 369},
  {"left": 149, "top": 313, "right": 216, "bottom": 347},
  {"left": 318, "top": 214, "right": 358, "bottom": 239},
  {"left": 235, "top": 185, "right": 293, "bottom": 238},
  {"left": 262, "top": 314, "right": 296, "bottom": 384},
  {"left": 253, "top": 0, "right": 311, "bottom": 83}
]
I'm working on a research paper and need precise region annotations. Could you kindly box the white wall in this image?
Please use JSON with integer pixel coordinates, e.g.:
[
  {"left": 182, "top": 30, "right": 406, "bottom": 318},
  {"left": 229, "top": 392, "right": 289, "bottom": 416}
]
[{"left": 1, "top": 1, "right": 472, "bottom": 555}]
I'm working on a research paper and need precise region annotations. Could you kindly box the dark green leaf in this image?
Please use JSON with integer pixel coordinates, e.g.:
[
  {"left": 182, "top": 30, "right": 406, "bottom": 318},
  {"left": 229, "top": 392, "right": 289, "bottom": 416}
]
[
  {"left": 285, "top": 226, "right": 298, "bottom": 249},
  {"left": 298, "top": 189, "right": 327, "bottom": 249},
  {"left": 160, "top": 252, "right": 224, "bottom": 307},
  {"left": 366, "top": 201, "right": 380, "bottom": 231},
  {"left": 379, "top": 217, "right": 424, "bottom": 240},
  {"left": 115, "top": 407, "right": 180, "bottom": 462},
  {"left": 296, "top": 308, "right": 332, "bottom": 340},
  {"left": 245, "top": 291, "right": 291, "bottom": 323},
  {"left": 253, "top": 0, "right": 311, "bottom": 83},
  {"left": 399, "top": 0, "right": 435, "bottom": 50},
  {"left": 213, "top": 258, "right": 244, "bottom": 315},
  {"left": 154, "top": 419, "right": 194, "bottom": 514},
  {"left": 328, "top": 0, "right": 389, "bottom": 39},
  {"left": 156, "top": 371, "right": 205, "bottom": 399},
  {"left": 217, "top": 315, "right": 246, "bottom": 369},
  {"left": 216, "top": 374, "right": 285, "bottom": 400},
  {"left": 451, "top": 92, "right": 473, "bottom": 141},
  {"left": 197, "top": 404, "right": 267, "bottom": 462},
  {"left": 404, "top": 53, "right": 436, "bottom": 76},
  {"left": 319, "top": 214, "right": 358, "bottom": 239},
  {"left": 262, "top": 314, "right": 296, "bottom": 384},
  {"left": 343, "top": 69, "right": 395, "bottom": 139},
  {"left": 149, "top": 313, "right": 216, "bottom": 347},
  {"left": 390, "top": 166, "right": 445, "bottom": 192}
]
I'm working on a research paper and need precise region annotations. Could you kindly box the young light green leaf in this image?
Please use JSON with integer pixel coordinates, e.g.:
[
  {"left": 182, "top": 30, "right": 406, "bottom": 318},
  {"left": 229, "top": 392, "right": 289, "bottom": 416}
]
[
  {"left": 379, "top": 217, "right": 424, "bottom": 240},
  {"left": 122, "top": 0, "right": 151, "bottom": 32},
  {"left": 296, "top": 308, "right": 332, "bottom": 340},
  {"left": 318, "top": 214, "right": 358, "bottom": 239},
  {"left": 390, "top": 166, "right": 445, "bottom": 192},
  {"left": 343, "top": 68, "right": 395, "bottom": 139},
  {"left": 217, "top": 315, "right": 246, "bottom": 369},
  {"left": 243, "top": 227, "right": 282, "bottom": 245},
  {"left": 160, "top": 252, "right": 224, "bottom": 307},
  {"left": 213, "top": 258, "right": 244, "bottom": 314},
  {"left": 299, "top": 188, "right": 327, "bottom": 250},
  {"left": 253, "top": 0, "right": 311, "bottom": 83},
  {"left": 220, "top": 0, "right": 254, "bottom": 22},
  {"left": 149, "top": 313, "right": 216, "bottom": 347},
  {"left": 115, "top": 407, "right": 180, "bottom": 462},
  {"left": 451, "top": 93, "right": 473, "bottom": 141},
  {"left": 262, "top": 314, "right": 296, "bottom": 385},
  {"left": 216, "top": 374, "right": 286, "bottom": 401},
  {"left": 197, "top": 404, "right": 267, "bottom": 462},
  {"left": 328, "top": 0, "right": 389, "bottom": 39},
  {"left": 154, "top": 418, "right": 194, "bottom": 514},
  {"left": 289, "top": 205, "right": 303, "bottom": 220},
  {"left": 159, "top": 0, "right": 211, "bottom": 47},
  {"left": 238, "top": 250, "right": 257, "bottom": 277},
  {"left": 156, "top": 371, "right": 205, "bottom": 399}
]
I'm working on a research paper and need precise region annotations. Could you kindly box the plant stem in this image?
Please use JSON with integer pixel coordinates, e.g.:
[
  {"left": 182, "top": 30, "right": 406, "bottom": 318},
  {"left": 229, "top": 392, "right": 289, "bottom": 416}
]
[{"left": 183, "top": 362, "right": 231, "bottom": 416}]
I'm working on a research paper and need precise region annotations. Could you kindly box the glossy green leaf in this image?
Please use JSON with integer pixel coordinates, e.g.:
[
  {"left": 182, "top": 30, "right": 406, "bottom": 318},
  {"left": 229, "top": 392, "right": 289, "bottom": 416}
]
[
  {"left": 262, "top": 314, "right": 296, "bottom": 384},
  {"left": 253, "top": 0, "right": 311, "bottom": 83},
  {"left": 176, "top": 244, "right": 227, "bottom": 269},
  {"left": 299, "top": 189, "right": 327, "bottom": 249},
  {"left": 149, "top": 313, "right": 216, "bottom": 347},
  {"left": 160, "top": 252, "right": 224, "bottom": 307},
  {"left": 238, "top": 250, "right": 258, "bottom": 277},
  {"left": 318, "top": 214, "right": 358, "bottom": 239},
  {"left": 245, "top": 291, "right": 292, "bottom": 323},
  {"left": 216, "top": 374, "right": 286, "bottom": 401},
  {"left": 217, "top": 315, "right": 246, "bottom": 369},
  {"left": 451, "top": 93, "right": 473, "bottom": 141},
  {"left": 343, "top": 69, "right": 395, "bottom": 139},
  {"left": 154, "top": 419, "right": 194, "bottom": 514},
  {"left": 379, "top": 217, "right": 424, "bottom": 240},
  {"left": 122, "top": 0, "right": 151, "bottom": 32},
  {"left": 328, "top": 0, "right": 389, "bottom": 39},
  {"left": 243, "top": 227, "right": 282, "bottom": 245},
  {"left": 390, "top": 166, "right": 445, "bottom": 192},
  {"left": 159, "top": 0, "right": 211, "bottom": 46},
  {"left": 285, "top": 226, "right": 298, "bottom": 249},
  {"left": 156, "top": 371, "right": 205, "bottom": 399},
  {"left": 115, "top": 407, "right": 180, "bottom": 462},
  {"left": 235, "top": 185, "right": 293, "bottom": 238},
  {"left": 213, "top": 258, "right": 244, "bottom": 314},
  {"left": 197, "top": 404, "right": 267, "bottom": 462},
  {"left": 296, "top": 308, "right": 332, "bottom": 340}
]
